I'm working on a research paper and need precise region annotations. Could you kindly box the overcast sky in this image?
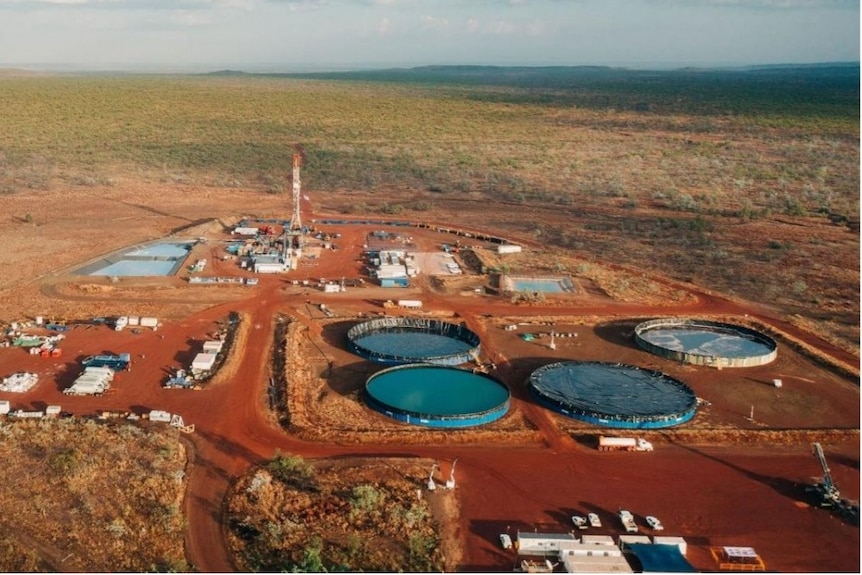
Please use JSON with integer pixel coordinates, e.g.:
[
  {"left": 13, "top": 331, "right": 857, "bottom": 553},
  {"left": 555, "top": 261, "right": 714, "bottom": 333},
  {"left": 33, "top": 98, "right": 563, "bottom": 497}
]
[{"left": 0, "top": 0, "right": 858, "bottom": 71}]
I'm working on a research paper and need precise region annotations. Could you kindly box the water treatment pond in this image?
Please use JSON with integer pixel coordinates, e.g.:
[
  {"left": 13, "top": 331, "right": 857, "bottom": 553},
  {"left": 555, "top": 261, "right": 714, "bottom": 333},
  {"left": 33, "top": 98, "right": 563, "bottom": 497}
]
[
  {"left": 367, "top": 366, "right": 509, "bottom": 416},
  {"left": 638, "top": 327, "right": 774, "bottom": 358},
  {"left": 77, "top": 241, "right": 195, "bottom": 277},
  {"left": 353, "top": 332, "right": 475, "bottom": 361}
]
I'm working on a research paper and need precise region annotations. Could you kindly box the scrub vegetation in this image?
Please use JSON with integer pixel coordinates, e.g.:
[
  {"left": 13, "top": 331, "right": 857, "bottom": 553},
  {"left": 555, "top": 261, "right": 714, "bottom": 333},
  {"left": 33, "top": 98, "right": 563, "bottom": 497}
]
[
  {"left": 0, "top": 64, "right": 857, "bottom": 350},
  {"left": 0, "top": 418, "right": 188, "bottom": 572},
  {"left": 226, "top": 455, "right": 448, "bottom": 572}
]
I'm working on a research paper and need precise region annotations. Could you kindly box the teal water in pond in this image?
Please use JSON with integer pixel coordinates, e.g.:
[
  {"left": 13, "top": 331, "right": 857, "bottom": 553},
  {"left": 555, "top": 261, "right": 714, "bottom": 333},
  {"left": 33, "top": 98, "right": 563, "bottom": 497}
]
[
  {"left": 512, "top": 278, "right": 565, "bottom": 293},
  {"left": 82, "top": 241, "right": 194, "bottom": 276},
  {"left": 356, "top": 332, "right": 473, "bottom": 359},
  {"left": 639, "top": 327, "right": 772, "bottom": 358},
  {"left": 92, "top": 260, "right": 179, "bottom": 277},
  {"left": 126, "top": 243, "right": 192, "bottom": 258},
  {"left": 368, "top": 366, "right": 509, "bottom": 416}
]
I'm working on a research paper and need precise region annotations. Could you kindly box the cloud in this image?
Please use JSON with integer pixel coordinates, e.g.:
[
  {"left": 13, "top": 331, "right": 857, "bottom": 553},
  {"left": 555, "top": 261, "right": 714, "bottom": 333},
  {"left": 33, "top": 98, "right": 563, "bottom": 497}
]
[
  {"left": 377, "top": 15, "right": 390, "bottom": 34},
  {"left": 488, "top": 19, "right": 515, "bottom": 34},
  {"left": 647, "top": 0, "right": 857, "bottom": 9},
  {"left": 169, "top": 8, "right": 212, "bottom": 25},
  {"left": 420, "top": 14, "right": 449, "bottom": 27},
  {"left": 466, "top": 17, "right": 479, "bottom": 32},
  {"left": 0, "top": 0, "right": 254, "bottom": 9}
]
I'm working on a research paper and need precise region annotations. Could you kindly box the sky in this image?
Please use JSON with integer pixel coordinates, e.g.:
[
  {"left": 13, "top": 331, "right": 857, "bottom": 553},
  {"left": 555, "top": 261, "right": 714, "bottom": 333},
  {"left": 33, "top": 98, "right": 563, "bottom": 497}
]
[{"left": 0, "top": 0, "right": 858, "bottom": 71}]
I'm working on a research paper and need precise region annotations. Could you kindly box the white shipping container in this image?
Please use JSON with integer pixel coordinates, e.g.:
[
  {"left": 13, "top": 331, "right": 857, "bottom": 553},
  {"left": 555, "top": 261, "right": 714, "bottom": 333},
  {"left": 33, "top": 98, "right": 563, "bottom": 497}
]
[
  {"left": 13, "top": 410, "right": 44, "bottom": 418},
  {"left": 140, "top": 317, "right": 159, "bottom": 328},
  {"left": 149, "top": 410, "right": 172, "bottom": 423},
  {"left": 618, "top": 535, "right": 652, "bottom": 547},
  {"left": 581, "top": 535, "right": 616, "bottom": 546},
  {"left": 45, "top": 405, "right": 62, "bottom": 416},
  {"left": 191, "top": 353, "right": 217, "bottom": 372},
  {"left": 497, "top": 244, "right": 523, "bottom": 254},
  {"left": 232, "top": 227, "right": 259, "bottom": 236},
  {"left": 0, "top": 400, "right": 10, "bottom": 414},
  {"left": 397, "top": 300, "right": 423, "bottom": 309},
  {"left": 202, "top": 340, "right": 224, "bottom": 353},
  {"left": 128, "top": 316, "right": 140, "bottom": 326}
]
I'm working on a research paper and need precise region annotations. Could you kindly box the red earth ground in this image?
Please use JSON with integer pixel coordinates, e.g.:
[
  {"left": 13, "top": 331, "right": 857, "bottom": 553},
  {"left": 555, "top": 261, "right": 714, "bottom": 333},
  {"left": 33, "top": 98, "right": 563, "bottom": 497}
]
[{"left": 0, "top": 194, "right": 858, "bottom": 573}]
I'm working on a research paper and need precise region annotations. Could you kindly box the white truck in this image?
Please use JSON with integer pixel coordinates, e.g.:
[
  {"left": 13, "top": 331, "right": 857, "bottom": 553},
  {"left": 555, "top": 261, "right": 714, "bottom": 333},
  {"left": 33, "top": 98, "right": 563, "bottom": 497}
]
[
  {"left": 619, "top": 509, "right": 639, "bottom": 533},
  {"left": 598, "top": 436, "right": 653, "bottom": 452}
]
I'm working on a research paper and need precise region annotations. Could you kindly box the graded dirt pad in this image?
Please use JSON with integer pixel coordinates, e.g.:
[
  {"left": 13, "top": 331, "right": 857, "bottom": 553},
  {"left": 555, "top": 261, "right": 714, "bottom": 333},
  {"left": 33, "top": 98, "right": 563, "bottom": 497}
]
[{"left": 0, "top": 184, "right": 857, "bottom": 573}]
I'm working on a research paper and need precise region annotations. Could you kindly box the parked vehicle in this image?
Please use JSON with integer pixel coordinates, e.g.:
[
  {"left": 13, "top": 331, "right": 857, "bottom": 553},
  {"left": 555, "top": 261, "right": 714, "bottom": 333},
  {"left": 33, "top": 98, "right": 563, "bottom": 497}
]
[
  {"left": 500, "top": 533, "right": 513, "bottom": 549},
  {"left": 588, "top": 513, "right": 602, "bottom": 528},
  {"left": 619, "top": 509, "right": 638, "bottom": 533},
  {"left": 598, "top": 436, "right": 654, "bottom": 452},
  {"left": 571, "top": 515, "right": 588, "bottom": 529},
  {"left": 645, "top": 515, "right": 664, "bottom": 531}
]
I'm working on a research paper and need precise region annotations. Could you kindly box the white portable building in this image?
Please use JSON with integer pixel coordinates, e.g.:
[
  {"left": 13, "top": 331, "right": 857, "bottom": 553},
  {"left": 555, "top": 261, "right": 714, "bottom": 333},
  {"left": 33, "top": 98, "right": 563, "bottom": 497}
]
[
  {"left": 45, "top": 405, "right": 62, "bottom": 416},
  {"left": 254, "top": 261, "right": 286, "bottom": 274},
  {"left": 376, "top": 264, "right": 408, "bottom": 279},
  {"left": 191, "top": 353, "right": 217, "bottom": 372},
  {"left": 149, "top": 410, "right": 172, "bottom": 423},
  {"left": 497, "top": 244, "right": 523, "bottom": 254},
  {"left": 397, "top": 300, "right": 423, "bottom": 309},
  {"left": 618, "top": 535, "right": 652, "bottom": 547},
  {"left": 581, "top": 535, "right": 616, "bottom": 546},
  {"left": 128, "top": 316, "right": 140, "bottom": 326},
  {"left": 0, "top": 400, "right": 10, "bottom": 415},
  {"left": 140, "top": 317, "right": 159, "bottom": 328},
  {"left": 202, "top": 340, "right": 224, "bottom": 353},
  {"left": 232, "top": 227, "right": 259, "bottom": 236}
]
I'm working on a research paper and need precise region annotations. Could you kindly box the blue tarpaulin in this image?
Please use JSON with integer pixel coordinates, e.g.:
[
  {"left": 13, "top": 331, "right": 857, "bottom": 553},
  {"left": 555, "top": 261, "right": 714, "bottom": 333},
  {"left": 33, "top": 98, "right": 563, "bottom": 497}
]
[{"left": 627, "top": 543, "right": 697, "bottom": 572}]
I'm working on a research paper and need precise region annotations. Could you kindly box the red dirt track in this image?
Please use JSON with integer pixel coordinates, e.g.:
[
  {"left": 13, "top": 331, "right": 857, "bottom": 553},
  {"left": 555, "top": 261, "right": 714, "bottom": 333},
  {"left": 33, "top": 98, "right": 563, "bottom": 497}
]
[{"left": 1, "top": 217, "right": 858, "bottom": 573}]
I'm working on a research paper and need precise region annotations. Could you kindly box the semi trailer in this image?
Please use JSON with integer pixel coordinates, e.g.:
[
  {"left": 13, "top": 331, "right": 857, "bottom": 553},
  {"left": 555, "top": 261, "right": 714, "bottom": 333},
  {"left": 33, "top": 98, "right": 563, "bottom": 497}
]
[{"left": 598, "top": 436, "right": 654, "bottom": 452}]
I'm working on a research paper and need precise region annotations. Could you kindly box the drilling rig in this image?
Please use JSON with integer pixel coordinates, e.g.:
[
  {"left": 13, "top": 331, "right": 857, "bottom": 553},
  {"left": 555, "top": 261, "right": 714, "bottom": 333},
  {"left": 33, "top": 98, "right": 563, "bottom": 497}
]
[
  {"left": 808, "top": 442, "right": 841, "bottom": 507},
  {"left": 807, "top": 442, "right": 860, "bottom": 523},
  {"left": 285, "top": 146, "right": 306, "bottom": 253}
]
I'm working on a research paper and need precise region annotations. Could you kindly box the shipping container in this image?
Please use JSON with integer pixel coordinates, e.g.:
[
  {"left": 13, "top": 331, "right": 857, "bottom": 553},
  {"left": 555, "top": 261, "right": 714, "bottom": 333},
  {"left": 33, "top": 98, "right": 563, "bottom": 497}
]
[
  {"left": 191, "top": 353, "right": 217, "bottom": 372},
  {"left": 497, "top": 244, "right": 523, "bottom": 254},
  {"left": 140, "top": 317, "right": 159, "bottom": 328},
  {"left": 149, "top": 410, "right": 172, "bottom": 423},
  {"left": 202, "top": 340, "right": 224, "bottom": 353}
]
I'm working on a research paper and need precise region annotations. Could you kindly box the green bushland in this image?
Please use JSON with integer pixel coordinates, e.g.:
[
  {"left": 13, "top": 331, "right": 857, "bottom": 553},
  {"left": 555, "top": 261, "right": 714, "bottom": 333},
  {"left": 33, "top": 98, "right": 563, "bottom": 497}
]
[{"left": 0, "top": 65, "right": 858, "bottom": 349}]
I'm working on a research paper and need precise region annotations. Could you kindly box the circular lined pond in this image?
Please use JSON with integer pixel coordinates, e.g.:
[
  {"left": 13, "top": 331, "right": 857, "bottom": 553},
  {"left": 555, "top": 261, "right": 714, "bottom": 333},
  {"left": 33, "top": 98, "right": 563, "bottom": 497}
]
[
  {"left": 365, "top": 364, "right": 510, "bottom": 428},
  {"left": 348, "top": 318, "right": 480, "bottom": 366},
  {"left": 635, "top": 318, "right": 777, "bottom": 367},
  {"left": 528, "top": 360, "right": 697, "bottom": 429}
]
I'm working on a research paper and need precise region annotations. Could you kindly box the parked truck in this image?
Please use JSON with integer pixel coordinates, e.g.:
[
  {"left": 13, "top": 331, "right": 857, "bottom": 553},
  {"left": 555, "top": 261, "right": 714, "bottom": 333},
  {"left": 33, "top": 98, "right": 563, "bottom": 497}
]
[
  {"left": 598, "top": 436, "right": 653, "bottom": 452},
  {"left": 619, "top": 509, "right": 639, "bottom": 533}
]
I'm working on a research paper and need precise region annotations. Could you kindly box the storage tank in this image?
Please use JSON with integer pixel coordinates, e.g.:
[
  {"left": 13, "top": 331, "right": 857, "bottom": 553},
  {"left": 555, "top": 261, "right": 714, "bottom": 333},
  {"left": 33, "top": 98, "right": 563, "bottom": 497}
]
[
  {"left": 365, "top": 364, "right": 509, "bottom": 428},
  {"left": 528, "top": 361, "right": 696, "bottom": 429},
  {"left": 348, "top": 317, "right": 480, "bottom": 366}
]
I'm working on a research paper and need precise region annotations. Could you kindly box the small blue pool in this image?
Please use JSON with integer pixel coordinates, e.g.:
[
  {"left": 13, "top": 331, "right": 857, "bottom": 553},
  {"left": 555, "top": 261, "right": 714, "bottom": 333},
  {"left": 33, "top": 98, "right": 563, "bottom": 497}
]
[{"left": 505, "top": 275, "right": 574, "bottom": 294}]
